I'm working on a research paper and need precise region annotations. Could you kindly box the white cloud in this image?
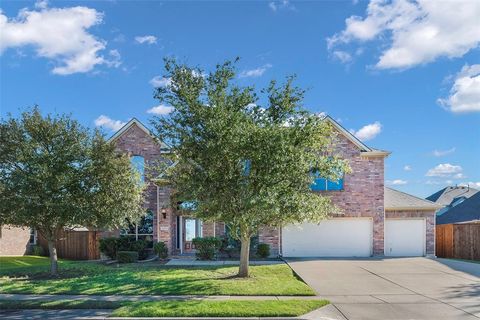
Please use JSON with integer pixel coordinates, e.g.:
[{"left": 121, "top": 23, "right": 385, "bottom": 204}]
[
  {"left": 437, "top": 64, "right": 480, "bottom": 113},
  {"left": 387, "top": 179, "right": 408, "bottom": 185},
  {"left": 432, "top": 147, "right": 456, "bottom": 157},
  {"left": 403, "top": 165, "right": 411, "bottom": 171},
  {"left": 35, "top": 0, "right": 48, "bottom": 10},
  {"left": 327, "top": 0, "right": 480, "bottom": 70},
  {"left": 459, "top": 181, "right": 480, "bottom": 188},
  {"left": 239, "top": 64, "right": 272, "bottom": 78},
  {"left": 0, "top": 3, "right": 118, "bottom": 75},
  {"left": 149, "top": 76, "right": 171, "bottom": 87},
  {"left": 94, "top": 115, "right": 126, "bottom": 132},
  {"left": 426, "top": 163, "right": 463, "bottom": 177},
  {"left": 332, "top": 50, "right": 352, "bottom": 63},
  {"left": 135, "top": 35, "right": 157, "bottom": 45},
  {"left": 147, "top": 104, "right": 174, "bottom": 115},
  {"left": 269, "top": 1, "right": 295, "bottom": 12},
  {"left": 350, "top": 121, "right": 382, "bottom": 141}
]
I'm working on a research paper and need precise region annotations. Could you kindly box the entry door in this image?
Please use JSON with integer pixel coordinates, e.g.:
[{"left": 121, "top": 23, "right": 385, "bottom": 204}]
[
  {"left": 183, "top": 218, "right": 202, "bottom": 252},
  {"left": 385, "top": 219, "right": 425, "bottom": 256}
]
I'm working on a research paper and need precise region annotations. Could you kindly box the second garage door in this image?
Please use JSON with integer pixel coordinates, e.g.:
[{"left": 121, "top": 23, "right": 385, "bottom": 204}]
[
  {"left": 385, "top": 219, "right": 425, "bottom": 256},
  {"left": 282, "top": 218, "right": 373, "bottom": 257}
]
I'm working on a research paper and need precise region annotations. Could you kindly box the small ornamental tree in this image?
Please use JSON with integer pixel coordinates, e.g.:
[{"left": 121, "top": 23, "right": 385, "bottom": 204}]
[
  {"left": 151, "top": 59, "right": 350, "bottom": 277},
  {"left": 0, "top": 108, "right": 145, "bottom": 275}
]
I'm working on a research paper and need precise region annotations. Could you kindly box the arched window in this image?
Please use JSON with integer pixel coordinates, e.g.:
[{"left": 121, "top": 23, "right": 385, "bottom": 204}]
[{"left": 130, "top": 155, "right": 145, "bottom": 183}]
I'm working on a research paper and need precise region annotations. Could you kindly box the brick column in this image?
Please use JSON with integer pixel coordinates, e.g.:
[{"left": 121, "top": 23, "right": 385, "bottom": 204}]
[{"left": 258, "top": 226, "right": 280, "bottom": 257}]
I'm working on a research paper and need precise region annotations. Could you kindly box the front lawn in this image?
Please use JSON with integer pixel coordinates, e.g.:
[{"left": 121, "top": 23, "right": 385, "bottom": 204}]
[
  {"left": 0, "top": 299, "right": 328, "bottom": 317},
  {"left": 0, "top": 257, "right": 314, "bottom": 296},
  {"left": 0, "top": 256, "right": 75, "bottom": 274}
]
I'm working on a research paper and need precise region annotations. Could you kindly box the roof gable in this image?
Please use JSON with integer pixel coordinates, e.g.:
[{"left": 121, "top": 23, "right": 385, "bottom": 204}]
[
  {"left": 107, "top": 118, "right": 169, "bottom": 151},
  {"left": 325, "top": 116, "right": 390, "bottom": 158}
]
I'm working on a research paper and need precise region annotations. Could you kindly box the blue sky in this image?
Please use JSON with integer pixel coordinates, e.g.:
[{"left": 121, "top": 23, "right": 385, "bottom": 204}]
[{"left": 1, "top": 0, "right": 479, "bottom": 198}]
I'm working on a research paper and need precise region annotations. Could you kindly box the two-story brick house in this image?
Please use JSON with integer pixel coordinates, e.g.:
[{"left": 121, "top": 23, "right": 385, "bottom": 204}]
[{"left": 109, "top": 116, "right": 439, "bottom": 258}]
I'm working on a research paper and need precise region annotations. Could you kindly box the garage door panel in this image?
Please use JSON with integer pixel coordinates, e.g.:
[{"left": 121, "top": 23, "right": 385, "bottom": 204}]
[
  {"left": 282, "top": 218, "right": 373, "bottom": 257},
  {"left": 385, "top": 219, "right": 425, "bottom": 257}
]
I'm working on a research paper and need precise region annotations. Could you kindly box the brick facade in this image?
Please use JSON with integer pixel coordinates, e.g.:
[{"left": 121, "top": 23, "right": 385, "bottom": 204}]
[
  {"left": 111, "top": 119, "right": 435, "bottom": 259},
  {"left": 0, "top": 225, "right": 31, "bottom": 256},
  {"left": 112, "top": 122, "right": 175, "bottom": 252},
  {"left": 259, "top": 131, "right": 386, "bottom": 256},
  {"left": 386, "top": 210, "right": 436, "bottom": 255}
]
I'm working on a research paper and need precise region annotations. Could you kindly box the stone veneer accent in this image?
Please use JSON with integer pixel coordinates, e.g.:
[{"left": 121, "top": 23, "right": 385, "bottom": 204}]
[
  {"left": 259, "top": 130, "right": 386, "bottom": 256},
  {"left": 0, "top": 226, "right": 31, "bottom": 255},
  {"left": 385, "top": 210, "right": 436, "bottom": 255}
]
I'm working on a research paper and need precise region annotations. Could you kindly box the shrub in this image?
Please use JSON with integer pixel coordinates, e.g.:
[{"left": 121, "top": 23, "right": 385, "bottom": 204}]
[
  {"left": 124, "top": 239, "right": 148, "bottom": 260},
  {"left": 117, "top": 251, "right": 139, "bottom": 263},
  {"left": 30, "top": 245, "right": 45, "bottom": 256},
  {"left": 154, "top": 242, "right": 168, "bottom": 259},
  {"left": 256, "top": 243, "right": 270, "bottom": 258},
  {"left": 99, "top": 237, "right": 149, "bottom": 260},
  {"left": 99, "top": 237, "right": 118, "bottom": 259},
  {"left": 192, "top": 237, "right": 222, "bottom": 260}
]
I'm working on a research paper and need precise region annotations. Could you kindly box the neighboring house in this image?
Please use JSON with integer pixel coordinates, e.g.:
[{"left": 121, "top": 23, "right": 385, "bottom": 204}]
[
  {"left": 108, "top": 116, "right": 440, "bottom": 258},
  {"left": 426, "top": 186, "right": 479, "bottom": 224},
  {"left": 0, "top": 226, "right": 36, "bottom": 256},
  {"left": 435, "top": 192, "right": 480, "bottom": 225},
  {"left": 426, "top": 186, "right": 478, "bottom": 207}
]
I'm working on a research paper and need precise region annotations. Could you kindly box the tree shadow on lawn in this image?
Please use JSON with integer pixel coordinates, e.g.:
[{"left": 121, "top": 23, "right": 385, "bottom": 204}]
[{"left": 1, "top": 264, "right": 310, "bottom": 296}]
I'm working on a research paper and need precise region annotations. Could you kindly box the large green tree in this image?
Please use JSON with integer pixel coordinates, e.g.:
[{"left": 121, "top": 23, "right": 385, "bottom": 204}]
[
  {"left": 152, "top": 59, "right": 350, "bottom": 277},
  {"left": 0, "top": 108, "right": 145, "bottom": 275}
]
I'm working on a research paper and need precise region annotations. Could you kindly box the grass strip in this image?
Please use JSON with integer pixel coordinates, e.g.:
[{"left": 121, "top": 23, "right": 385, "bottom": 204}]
[{"left": 111, "top": 300, "right": 329, "bottom": 317}]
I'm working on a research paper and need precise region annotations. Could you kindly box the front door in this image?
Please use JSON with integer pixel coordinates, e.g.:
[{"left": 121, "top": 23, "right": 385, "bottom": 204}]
[{"left": 183, "top": 218, "right": 202, "bottom": 253}]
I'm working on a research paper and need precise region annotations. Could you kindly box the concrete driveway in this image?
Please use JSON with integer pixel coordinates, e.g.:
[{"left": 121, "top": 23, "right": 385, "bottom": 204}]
[{"left": 287, "top": 257, "right": 480, "bottom": 320}]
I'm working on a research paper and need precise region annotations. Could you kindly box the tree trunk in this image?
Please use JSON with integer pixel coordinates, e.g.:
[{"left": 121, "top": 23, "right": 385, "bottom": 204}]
[
  {"left": 48, "top": 239, "right": 58, "bottom": 276},
  {"left": 238, "top": 235, "right": 250, "bottom": 278}
]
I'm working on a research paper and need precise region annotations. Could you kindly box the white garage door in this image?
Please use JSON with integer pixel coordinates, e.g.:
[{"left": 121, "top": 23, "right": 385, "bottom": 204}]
[
  {"left": 282, "top": 218, "right": 373, "bottom": 257},
  {"left": 385, "top": 219, "right": 425, "bottom": 257}
]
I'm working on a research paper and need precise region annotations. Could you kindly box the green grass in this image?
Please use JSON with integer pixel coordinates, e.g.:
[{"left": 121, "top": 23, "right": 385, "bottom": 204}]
[
  {"left": 0, "top": 256, "right": 76, "bottom": 274},
  {"left": 0, "top": 299, "right": 328, "bottom": 317},
  {"left": 111, "top": 300, "right": 328, "bottom": 317},
  {"left": 0, "top": 257, "right": 314, "bottom": 296}
]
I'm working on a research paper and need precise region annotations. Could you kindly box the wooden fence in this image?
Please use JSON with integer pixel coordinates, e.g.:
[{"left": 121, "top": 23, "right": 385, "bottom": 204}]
[
  {"left": 39, "top": 230, "right": 101, "bottom": 260},
  {"left": 436, "top": 223, "right": 480, "bottom": 261}
]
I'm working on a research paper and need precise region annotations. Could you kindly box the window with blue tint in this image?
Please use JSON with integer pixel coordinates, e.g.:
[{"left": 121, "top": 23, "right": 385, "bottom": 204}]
[
  {"left": 130, "top": 155, "right": 145, "bottom": 183},
  {"left": 179, "top": 201, "right": 198, "bottom": 211},
  {"left": 310, "top": 172, "right": 344, "bottom": 191}
]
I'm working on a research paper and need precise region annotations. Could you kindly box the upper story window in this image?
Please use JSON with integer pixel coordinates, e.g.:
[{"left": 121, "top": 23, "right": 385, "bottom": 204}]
[
  {"left": 311, "top": 171, "right": 344, "bottom": 191},
  {"left": 130, "top": 155, "right": 145, "bottom": 183}
]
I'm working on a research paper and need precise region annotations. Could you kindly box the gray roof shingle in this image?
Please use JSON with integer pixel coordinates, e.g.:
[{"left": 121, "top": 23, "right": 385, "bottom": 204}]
[{"left": 385, "top": 187, "right": 441, "bottom": 211}]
